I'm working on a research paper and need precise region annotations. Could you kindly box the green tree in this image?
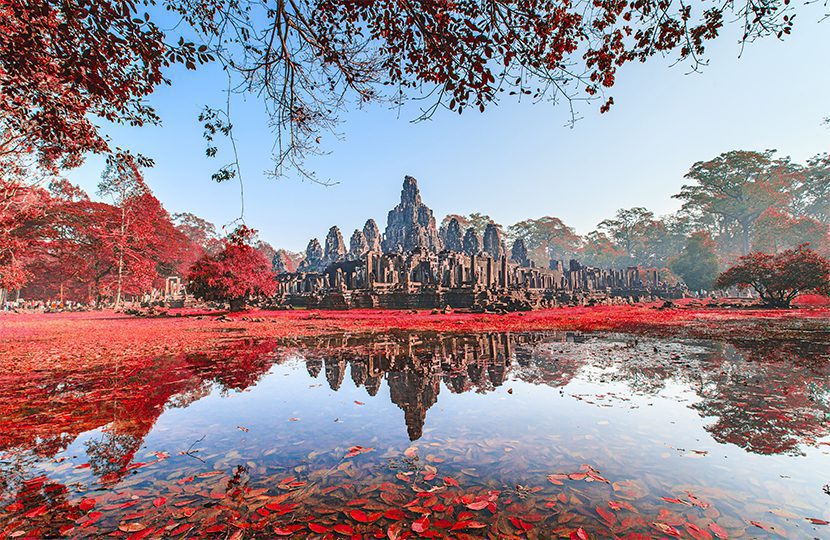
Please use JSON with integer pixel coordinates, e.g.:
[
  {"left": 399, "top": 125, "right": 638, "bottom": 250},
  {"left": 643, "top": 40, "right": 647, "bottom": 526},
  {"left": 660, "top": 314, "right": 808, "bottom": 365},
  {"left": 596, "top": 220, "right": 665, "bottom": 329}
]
[
  {"left": 579, "top": 231, "right": 627, "bottom": 268},
  {"left": 674, "top": 150, "right": 795, "bottom": 256},
  {"left": 671, "top": 232, "right": 719, "bottom": 292},
  {"left": 596, "top": 207, "right": 659, "bottom": 265},
  {"left": 792, "top": 153, "right": 830, "bottom": 224},
  {"left": 507, "top": 217, "right": 582, "bottom": 266}
]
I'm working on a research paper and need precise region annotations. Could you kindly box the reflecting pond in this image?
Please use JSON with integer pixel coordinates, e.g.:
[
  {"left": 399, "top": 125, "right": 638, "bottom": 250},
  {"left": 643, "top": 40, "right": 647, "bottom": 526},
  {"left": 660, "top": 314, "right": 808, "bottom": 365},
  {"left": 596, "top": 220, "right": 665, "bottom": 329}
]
[{"left": 1, "top": 331, "right": 829, "bottom": 538}]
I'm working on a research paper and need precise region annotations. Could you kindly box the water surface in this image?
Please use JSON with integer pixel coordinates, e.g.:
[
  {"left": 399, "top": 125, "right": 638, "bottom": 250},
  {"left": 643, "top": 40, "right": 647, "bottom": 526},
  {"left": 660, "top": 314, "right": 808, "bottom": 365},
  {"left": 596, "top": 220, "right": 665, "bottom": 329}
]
[{"left": 1, "top": 331, "right": 829, "bottom": 538}]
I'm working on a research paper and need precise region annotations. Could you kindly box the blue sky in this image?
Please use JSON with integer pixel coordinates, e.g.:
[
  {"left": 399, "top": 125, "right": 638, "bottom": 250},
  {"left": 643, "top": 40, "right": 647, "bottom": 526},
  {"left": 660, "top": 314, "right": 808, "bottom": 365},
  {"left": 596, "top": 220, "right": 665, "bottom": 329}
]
[{"left": 67, "top": 9, "right": 830, "bottom": 253}]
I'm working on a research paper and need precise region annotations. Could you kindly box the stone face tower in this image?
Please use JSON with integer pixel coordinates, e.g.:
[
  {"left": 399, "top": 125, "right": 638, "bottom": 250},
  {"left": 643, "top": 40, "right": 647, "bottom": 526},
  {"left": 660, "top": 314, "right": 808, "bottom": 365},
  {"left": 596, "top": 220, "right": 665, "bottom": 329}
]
[
  {"left": 483, "top": 223, "right": 503, "bottom": 258},
  {"left": 382, "top": 176, "right": 442, "bottom": 253},
  {"left": 323, "top": 226, "right": 346, "bottom": 264},
  {"left": 299, "top": 238, "right": 323, "bottom": 271},
  {"left": 463, "top": 227, "right": 480, "bottom": 255},
  {"left": 511, "top": 238, "right": 530, "bottom": 266},
  {"left": 348, "top": 229, "right": 368, "bottom": 259},
  {"left": 363, "top": 219, "right": 382, "bottom": 252},
  {"left": 444, "top": 217, "right": 463, "bottom": 252}
]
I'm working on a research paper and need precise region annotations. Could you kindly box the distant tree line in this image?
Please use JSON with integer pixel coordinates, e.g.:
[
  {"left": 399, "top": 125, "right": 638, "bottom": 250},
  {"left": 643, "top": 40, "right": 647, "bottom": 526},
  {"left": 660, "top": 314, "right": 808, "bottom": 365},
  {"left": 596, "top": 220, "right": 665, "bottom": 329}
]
[{"left": 441, "top": 150, "right": 828, "bottom": 292}]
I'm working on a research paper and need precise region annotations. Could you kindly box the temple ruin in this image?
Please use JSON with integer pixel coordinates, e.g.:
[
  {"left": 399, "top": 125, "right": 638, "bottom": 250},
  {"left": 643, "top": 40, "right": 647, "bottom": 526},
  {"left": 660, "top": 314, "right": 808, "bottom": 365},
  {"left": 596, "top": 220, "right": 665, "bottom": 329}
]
[{"left": 274, "top": 176, "right": 684, "bottom": 311}]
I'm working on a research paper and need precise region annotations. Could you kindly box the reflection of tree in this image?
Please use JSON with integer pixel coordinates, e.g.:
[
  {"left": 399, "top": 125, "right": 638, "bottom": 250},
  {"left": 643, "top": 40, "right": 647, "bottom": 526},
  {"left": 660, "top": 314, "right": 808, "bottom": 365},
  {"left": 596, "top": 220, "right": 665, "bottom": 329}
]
[
  {"left": 561, "top": 336, "right": 830, "bottom": 456},
  {"left": 85, "top": 431, "right": 143, "bottom": 484},
  {"left": 694, "top": 340, "right": 830, "bottom": 455}
]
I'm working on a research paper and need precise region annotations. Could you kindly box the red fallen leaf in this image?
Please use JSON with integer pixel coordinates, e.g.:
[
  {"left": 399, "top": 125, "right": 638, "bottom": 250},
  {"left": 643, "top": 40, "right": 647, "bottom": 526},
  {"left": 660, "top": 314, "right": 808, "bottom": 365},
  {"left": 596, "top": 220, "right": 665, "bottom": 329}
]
[
  {"left": 81, "top": 511, "right": 103, "bottom": 527},
  {"left": 652, "top": 522, "right": 681, "bottom": 537},
  {"left": 456, "top": 511, "right": 474, "bottom": 521},
  {"left": 807, "top": 518, "right": 829, "bottom": 525},
  {"left": 750, "top": 521, "right": 778, "bottom": 533},
  {"left": 58, "top": 525, "right": 75, "bottom": 535},
  {"left": 345, "top": 445, "right": 374, "bottom": 458},
  {"left": 79, "top": 498, "right": 96, "bottom": 512},
  {"left": 465, "top": 501, "right": 489, "bottom": 511},
  {"left": 346, "top": 498, "right": 370, "bottom": 507},
  {"left": 24, "top": 505, "right": 47, "bottom": 518},
  {"left": 404, "top": 447, "right": 418, "bottom": 458},
  {"left": 686, "top": 491, "right": 710, "bottom": 509},
  {"left": 182, "top": 507, "right": 197, "bottom": 517},
  {"left": 709, "top": 523, "right": 729, "bottom": 539},
  {"left": 509, "top": 517, "right": 533, "bottom": 532},
  {"left": 568, "top": 473, "right": 587, "bottom": 481},
  {"left": 333, "top": 524, "right": 355, "bottom": 535},
  {"left": 367, "top": 512, "right": 383, "bottom": 523},
  {"left": 423, "top": 472, "right": 436, "bottom": 481},
  {"left": 596, "top": 506, "right": 616, "bottom": 525},
  {"left": 387, "top": 523, "right": 404, "bottom": 540},
  {"left": 385, "top": 508, "right": 406, "bottom": 521},
  {"left": 273, "top": 524, "right": 305, "bottom": 535},
  {"left": 570, "top": 527, "right": 590, "bottom": 540},
  {"left": 349, "top": 509, "right": 369, "bottom": 523},
  {"left": 152, "top": 497, "right": 166, "bottom": 507},
  {"left": 354, "top": 400, "right": 365, "bottom": 405},
  {"left": 433, "top": 519, "right": 454, "bottom": 529},
  {"left": 265, "top": 502, "right": 299, "bottom": 515},
  {"left": 608, "top": 501, "right": 622, "bottom": 511},
  {"left": 412, "top": 516, "right": 430, "bottom": 533},
  {"left": 308, "top": 523, "right": 329, "bottom": 533},
  {"left": 170, "top": 524, "right": 192, "bottom": 536},
  {"left": 205, "top": 525, "right": 226, "bottom": 533},
  {"left": 75, "top": 463, "right": 91, "bottom": 469},
  {"left": 443, "top": 476, "right": 459, "bottom": 487},
  {"left": 118, "top": 523, "right": 147, "bottom": 533},
  {"left": 685, "top": 523, "right": 713, "bottom": 540},
  {"left": 198, "top": 470, "right": 224, "bottom": 478},
  {"left": 451, "top": 521, "right": 487, "bottom": 530},
  {"left": 6, "top": 502, "right": 23, "bottom": 513},
  {"left": 127, "top": 527, "right": 156, "bottom": 540},
  {"left": 547, "top": 474, "right": 566, "bottom": 485}
]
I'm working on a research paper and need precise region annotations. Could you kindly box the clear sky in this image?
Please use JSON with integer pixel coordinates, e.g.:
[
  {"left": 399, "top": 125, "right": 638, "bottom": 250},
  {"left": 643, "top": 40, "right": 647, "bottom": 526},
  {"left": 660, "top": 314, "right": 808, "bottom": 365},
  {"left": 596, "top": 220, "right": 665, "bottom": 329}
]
[{"left": 67, "top": 8, "right": 830, "bottom": 253}]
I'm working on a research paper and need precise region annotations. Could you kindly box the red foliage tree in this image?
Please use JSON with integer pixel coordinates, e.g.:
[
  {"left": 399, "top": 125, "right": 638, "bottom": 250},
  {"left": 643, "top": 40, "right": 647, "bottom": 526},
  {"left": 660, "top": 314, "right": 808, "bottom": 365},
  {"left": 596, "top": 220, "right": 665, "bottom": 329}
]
[
  {"left": 1, "top": 0, "right": 805, "bottom": 174},
  {"left": 187, "top": 225, "right": 276, "bottom": 311},
  {"left": 715, "top": 245, "right": 830, "bottom": 308}
]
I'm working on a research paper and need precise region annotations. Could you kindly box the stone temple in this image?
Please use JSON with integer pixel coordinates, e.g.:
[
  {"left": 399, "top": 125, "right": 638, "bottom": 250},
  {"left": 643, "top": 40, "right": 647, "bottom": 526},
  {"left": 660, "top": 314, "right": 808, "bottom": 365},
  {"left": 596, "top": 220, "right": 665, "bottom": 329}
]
[{"left": 275, "top": 176, "right": 682, "bottom": 311}]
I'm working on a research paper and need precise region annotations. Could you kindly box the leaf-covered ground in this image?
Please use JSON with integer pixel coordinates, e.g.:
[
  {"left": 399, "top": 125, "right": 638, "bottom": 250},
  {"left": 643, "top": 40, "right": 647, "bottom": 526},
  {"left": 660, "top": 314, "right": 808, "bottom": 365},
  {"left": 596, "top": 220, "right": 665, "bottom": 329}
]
[{"left": 2, "top": 302, "right": 829, "bottom": 372}]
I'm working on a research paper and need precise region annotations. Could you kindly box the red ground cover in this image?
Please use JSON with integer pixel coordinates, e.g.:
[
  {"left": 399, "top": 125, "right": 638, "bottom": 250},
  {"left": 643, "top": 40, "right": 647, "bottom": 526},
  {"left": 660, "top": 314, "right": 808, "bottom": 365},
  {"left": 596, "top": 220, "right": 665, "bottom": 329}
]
[{"left": 2, "top": 302, "right": 828, "bottom": 372}]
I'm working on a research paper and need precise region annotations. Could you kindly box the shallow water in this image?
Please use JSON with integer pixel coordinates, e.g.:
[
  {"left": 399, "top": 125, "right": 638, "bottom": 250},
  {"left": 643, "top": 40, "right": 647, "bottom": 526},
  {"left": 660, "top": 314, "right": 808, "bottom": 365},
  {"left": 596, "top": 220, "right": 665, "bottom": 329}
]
[{"left": 1, "top": 331, "right": 829, "bottom": 538}]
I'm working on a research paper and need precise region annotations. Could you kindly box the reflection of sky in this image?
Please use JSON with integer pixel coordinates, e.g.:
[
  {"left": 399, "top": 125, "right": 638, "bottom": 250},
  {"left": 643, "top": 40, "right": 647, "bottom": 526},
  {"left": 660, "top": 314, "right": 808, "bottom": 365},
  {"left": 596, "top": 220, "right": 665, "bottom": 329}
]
[{"left": 62, "top": 5, "right": 830, "bottom": 251}]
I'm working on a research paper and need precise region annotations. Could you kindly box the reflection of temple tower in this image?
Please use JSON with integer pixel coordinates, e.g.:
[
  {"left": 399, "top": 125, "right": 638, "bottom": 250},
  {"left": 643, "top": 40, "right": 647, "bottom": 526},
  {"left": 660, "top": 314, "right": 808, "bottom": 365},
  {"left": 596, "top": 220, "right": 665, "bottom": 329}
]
[
  {"left": 325, "top": 357, "right": 346, "bottom": 390},
  {"left": 445, "top": 372, "right": 469, "bottom": 394},
  {"left": 350, "top": 361, "right": 369, "bottom": 387},
  {"left": 364, "top": 376, "right": 381, "bottom": 396},
  {"left": 306, "top": 357, "right": 323, "bottom": 378},
  {"left": 487, "top": 334, "right": 510, "bottom": 387},
  {"left": 387, "top": 371, "right": 440, "bottom": 440}
]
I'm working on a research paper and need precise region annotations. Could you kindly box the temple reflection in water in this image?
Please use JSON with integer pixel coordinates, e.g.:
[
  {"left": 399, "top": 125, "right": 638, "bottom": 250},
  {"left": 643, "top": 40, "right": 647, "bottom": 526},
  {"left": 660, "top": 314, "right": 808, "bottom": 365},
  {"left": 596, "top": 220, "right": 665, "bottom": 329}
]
[{"left": 293, "top": 332, "right": 571, "bottom": 439}]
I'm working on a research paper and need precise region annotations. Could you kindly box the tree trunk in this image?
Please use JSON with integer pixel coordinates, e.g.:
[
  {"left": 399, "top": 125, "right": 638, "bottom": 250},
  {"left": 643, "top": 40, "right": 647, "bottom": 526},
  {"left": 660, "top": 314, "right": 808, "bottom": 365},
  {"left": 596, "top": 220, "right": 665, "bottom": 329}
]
[
  {"left": 114, "top": 205, "right": 127, "bottom": 308},
  {"left": 229, "top": 298, "right": 245, "bottom": 312},
  {"left": 741, "top": 223, "right": 750, "bottom": 256}
]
